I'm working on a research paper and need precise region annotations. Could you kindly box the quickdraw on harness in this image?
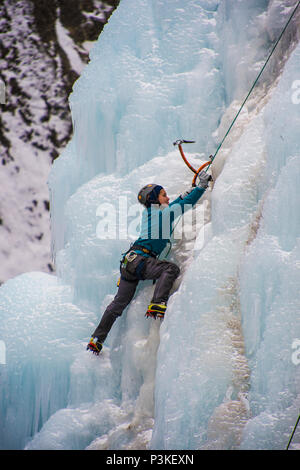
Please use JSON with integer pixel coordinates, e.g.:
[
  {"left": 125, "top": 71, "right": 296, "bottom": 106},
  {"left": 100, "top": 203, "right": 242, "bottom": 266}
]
[{"left": 173, "top": 139, "right": 212, "bottom": 187}]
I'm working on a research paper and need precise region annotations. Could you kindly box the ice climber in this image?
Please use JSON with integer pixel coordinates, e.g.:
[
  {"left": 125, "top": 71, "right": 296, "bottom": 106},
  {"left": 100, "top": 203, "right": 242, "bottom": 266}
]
[{"left": 87, "top": 170, "right": 212, "bottom": 355}]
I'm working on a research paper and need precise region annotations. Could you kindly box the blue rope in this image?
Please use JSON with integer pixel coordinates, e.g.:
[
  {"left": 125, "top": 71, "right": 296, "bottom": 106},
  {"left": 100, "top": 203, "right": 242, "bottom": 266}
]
[
  {"left": 286, "top": 414, "right": 300, "bottom": 450},
  {"left": 206, "top": 0, "right": 300, "bottom": 171}
]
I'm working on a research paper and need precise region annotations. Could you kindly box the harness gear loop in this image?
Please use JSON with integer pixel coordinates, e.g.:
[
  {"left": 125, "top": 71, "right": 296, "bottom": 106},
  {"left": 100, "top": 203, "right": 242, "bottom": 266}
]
[{"left": 207, "top": 0, "right": 300, "bottom": 171}]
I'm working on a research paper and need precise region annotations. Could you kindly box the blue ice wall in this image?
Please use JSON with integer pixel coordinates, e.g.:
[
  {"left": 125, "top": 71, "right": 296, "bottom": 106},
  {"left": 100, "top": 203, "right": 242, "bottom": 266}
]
[
  {"left": 152, "top": 30, "right": 300, "bottom": 451},
  {"left": 0, "top": 0, "right": 299, "bottom": 450},
  {"left": 49, "top": 0, "right": 224, "bottom": 256}
]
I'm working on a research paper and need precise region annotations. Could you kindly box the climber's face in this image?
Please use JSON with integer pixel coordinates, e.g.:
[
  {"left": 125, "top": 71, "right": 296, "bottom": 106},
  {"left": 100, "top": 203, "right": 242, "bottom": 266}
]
[{"left": 158, "top": 188, "right": 169, "bottom": 206}]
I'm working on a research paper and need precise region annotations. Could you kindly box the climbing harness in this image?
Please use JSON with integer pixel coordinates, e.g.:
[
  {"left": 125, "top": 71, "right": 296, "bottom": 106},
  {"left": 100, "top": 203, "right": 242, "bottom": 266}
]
[
  {"left": 175, "top": 1, "right": 300, "bottom": 175},
  {"left": 169, "top": 0, "right": 300, "bottom": 251},
  {"left": 286, "top": 413, "right": 300, "bottom": 450},
  {"left": 117, "top": 244, "right": 159, "bottom": 286}
]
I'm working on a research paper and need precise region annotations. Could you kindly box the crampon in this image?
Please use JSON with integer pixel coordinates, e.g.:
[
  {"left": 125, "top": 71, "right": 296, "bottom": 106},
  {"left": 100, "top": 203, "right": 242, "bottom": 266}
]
[{"left": 145, "top": 302, "right": 166, "bottom": 319}]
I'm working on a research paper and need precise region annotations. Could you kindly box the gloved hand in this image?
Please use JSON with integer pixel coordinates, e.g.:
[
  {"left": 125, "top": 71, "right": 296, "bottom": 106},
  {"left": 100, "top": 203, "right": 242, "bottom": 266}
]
[{"left": 197, "top": 170, "right": 212, "bottom": 189}]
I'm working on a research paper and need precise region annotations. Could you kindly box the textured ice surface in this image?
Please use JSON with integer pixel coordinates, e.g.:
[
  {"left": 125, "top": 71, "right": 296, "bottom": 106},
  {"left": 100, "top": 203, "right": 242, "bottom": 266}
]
[
  {"left": 0, "top": 0, "right": 300, "bottom": 450},
  {"left": 152, "top": 39, "right": 300, "bottom": 448}
]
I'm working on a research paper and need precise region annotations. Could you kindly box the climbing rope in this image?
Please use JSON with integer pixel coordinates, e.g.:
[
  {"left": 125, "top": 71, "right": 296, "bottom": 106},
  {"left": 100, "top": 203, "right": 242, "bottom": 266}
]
[
  {"left": 171, "top": 3, "right": 300, "bottom": 445},
  {"left": 208, "top": 0, "right": 300, "bottom": 169},
  {"left": 175, "top": 0, "right": 300, "bottom": 182},
  {"left": 286, "top": 413, "right": 300, "bottom": 450}
]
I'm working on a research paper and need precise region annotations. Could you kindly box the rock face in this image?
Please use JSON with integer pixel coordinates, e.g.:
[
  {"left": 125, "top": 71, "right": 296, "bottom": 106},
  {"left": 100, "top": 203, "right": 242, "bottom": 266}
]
[{"left": 0, "top": 0, "right": 119, "bottom": 283}]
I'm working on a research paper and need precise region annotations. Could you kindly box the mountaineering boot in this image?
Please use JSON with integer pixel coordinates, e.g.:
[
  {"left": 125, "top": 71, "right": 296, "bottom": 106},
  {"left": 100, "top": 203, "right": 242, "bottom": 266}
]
[
  {"left": 145, "top": 302, "right": 167, "bottom": 319},
  {"left": 87, "top": 336, "right": 103, "bottom": 355}
]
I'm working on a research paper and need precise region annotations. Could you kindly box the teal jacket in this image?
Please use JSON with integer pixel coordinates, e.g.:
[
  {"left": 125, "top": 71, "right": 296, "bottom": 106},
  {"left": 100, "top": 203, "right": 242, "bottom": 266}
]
[{"left": 133, "top": 186, "right": 206, "bottom": 257}]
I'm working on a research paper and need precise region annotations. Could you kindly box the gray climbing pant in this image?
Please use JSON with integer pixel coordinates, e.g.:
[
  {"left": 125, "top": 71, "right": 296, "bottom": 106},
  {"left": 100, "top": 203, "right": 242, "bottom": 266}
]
[{"left": 92, "top": 255, "right": 180, "bottom": 344}]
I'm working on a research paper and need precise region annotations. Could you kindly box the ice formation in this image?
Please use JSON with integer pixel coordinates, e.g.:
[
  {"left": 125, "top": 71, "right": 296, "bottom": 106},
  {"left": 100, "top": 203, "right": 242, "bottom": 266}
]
[{"left": 0, "top": 0, "right": 299, "bottom": 450}]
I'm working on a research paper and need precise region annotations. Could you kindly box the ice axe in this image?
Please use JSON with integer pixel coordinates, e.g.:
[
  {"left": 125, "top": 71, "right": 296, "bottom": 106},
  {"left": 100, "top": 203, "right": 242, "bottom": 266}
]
[{"left": 173, "top": 139, "right": 212, "bottom": 186}]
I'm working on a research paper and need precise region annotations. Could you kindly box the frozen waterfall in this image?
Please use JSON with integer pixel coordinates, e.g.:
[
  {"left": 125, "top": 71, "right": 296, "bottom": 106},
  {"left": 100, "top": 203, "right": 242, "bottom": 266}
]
[{"left": 0, "top": 0, "right": 299, "bottom": 451}]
